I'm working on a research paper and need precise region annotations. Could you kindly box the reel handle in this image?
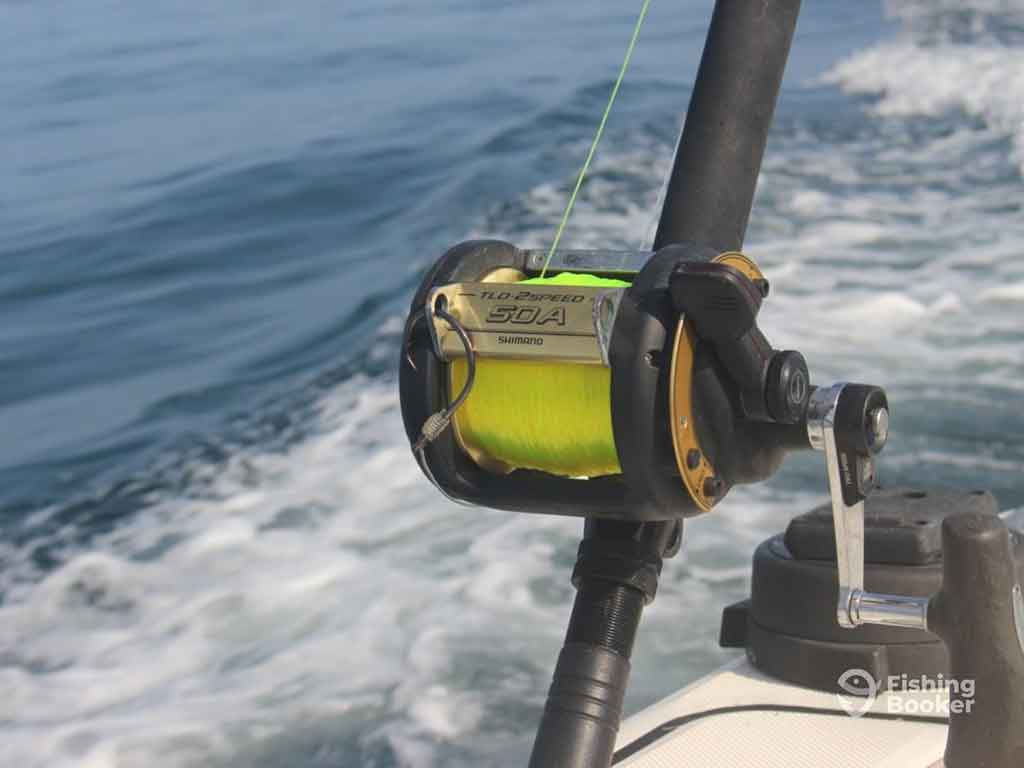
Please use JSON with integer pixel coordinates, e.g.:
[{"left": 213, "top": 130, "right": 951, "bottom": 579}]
[{"left": 809, "top": 383, "right": 916, "bottom": 630}]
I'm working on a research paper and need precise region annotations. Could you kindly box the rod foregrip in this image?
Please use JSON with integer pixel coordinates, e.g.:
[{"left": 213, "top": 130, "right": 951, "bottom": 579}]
[
  {"left": 528, "top": 643, "right": 631, "bottom": 768},
  {"left": 928, "top": 512, "right": 1024, "bottom": 768},
  {"left": 528, "top": 583, "right": 645, "bottom": 768}
]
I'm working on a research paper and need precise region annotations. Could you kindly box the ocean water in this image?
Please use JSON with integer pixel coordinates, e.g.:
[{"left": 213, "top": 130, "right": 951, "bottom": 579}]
[{"left": 2, "top": 0, "right": 1023, "bottom": 766}]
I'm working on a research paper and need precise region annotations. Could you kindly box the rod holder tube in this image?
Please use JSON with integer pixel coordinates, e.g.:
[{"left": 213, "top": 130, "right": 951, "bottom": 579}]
[{"left": 654, "top": 0, "right": 802, "bottom": 252}]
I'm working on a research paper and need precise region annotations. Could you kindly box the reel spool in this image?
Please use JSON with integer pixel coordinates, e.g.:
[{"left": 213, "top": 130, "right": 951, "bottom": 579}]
[{"left": 400, "top": 239, "right": 817, "bottom": 520}]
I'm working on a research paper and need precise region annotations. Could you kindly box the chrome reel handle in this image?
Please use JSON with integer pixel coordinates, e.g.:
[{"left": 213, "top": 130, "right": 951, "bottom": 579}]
[{"left": 807, "top": 383, "right": 929, "bottom": 631}]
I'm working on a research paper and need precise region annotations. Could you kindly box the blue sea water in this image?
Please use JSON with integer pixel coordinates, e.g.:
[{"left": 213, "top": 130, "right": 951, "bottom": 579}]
[{"left": 1, "top": 1, "right": 1023, "bottom": 766}]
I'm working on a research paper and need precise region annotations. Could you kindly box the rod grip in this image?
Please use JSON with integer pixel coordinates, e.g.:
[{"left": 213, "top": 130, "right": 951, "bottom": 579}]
[
  {"left": 528, "top": 583, "right": 644, "bottom": 768},
  {"left": 928, "top": 512, "right": 1024, "bottom": 768},
  {"left": 528, "top": 643, "right": 631, "bottom": 768}
]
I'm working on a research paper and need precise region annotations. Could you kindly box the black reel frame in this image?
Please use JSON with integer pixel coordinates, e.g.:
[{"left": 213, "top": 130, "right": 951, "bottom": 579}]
[{"left": 400, "top": 239, "right": 813, "bottom": 521}]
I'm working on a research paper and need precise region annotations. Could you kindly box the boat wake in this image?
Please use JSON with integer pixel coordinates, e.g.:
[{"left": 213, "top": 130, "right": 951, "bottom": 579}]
[{"left": 2, "top": 1, "right": 1023, "bottom": 766}]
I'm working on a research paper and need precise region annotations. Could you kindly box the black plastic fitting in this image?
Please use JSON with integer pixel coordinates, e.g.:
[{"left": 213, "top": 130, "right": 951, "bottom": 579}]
[
  {"left": 929, "top": 512, "right": 1024, "bottom": 768},
  {"left": 766, "top": 350, "right": 810, "bottom": 424}
]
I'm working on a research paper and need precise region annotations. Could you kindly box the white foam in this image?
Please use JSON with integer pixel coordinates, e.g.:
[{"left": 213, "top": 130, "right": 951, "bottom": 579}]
[
  {"left": 474, "top": 135, "right": 669, "bottom": 251},
  {"left": 0, "top": 370, "right": 813, "bottom": 767},
  {"left": 982, "top": 282, "right": 1024, "bottom": 301},
  {"left": 893, "top": 450, "right": 1024, "bottom": 474},
  {"left": 883, "top": 0, "right": 1024, "bottom": 30},
  {"left": 1002, "top": 507, "right": 1024, "bottom": 528},
  {"left": 824, "top": 11, "right": 1024, "bottom": 171},
  {"left": 0, "top": 380, "right": 580, "bottom": 766}
]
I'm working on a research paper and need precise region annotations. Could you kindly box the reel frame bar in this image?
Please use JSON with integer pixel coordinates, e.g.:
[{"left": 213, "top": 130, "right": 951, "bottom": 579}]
[
  {"left": 524, "top": 249, "right": 654, "bottom": 276},
  {"left": 427, "top": 281, "right": 620, "bottom": 365}
]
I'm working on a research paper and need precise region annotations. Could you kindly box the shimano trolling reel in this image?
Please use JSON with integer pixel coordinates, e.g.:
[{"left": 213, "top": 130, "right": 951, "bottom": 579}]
[
  {"left": 400, "top": 238, "right": 888, "bottom": 520},
  {"left": 398, "top": 237, "right": 901, "bottom": 767}
]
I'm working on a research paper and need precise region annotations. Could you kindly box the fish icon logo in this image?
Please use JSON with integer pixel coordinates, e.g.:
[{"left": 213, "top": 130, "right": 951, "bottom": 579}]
[{"left": 836, "top": 668, "right": 879, "bottom": 718}]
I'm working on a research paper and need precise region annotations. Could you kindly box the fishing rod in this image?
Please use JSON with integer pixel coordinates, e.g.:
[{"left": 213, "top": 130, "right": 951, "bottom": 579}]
[{"left": 399, "top": 2, "right": 1024, "bottom": 767}]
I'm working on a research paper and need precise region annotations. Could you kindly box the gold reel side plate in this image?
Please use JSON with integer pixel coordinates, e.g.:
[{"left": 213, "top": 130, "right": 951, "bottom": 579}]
[{"left": 669, "top": 252, "right": 765, "bottom": 512}]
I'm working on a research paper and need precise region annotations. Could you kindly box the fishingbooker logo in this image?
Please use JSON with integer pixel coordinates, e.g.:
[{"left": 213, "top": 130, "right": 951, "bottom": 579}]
[
  {"left": 836, "top": 669, "right": 977, "bottom": 718},
  {"left": 836, "top": 669, "right": 879, "bottom": 717}
]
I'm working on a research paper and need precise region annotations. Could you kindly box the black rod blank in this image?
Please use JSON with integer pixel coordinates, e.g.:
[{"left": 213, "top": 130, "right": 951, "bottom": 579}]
[{"left": 654, "top": 0, "right": 802, "bottom": 252}]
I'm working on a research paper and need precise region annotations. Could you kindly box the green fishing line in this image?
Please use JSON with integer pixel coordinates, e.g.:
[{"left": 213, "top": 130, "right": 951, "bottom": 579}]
[{"left": 540, "top": 0, "right": 653, "bottom": 278}]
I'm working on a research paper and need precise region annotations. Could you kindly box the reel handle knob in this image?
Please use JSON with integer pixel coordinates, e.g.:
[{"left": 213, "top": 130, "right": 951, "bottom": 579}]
[{"left": 766, "top": 350, "right": 810, "bottom": 424}]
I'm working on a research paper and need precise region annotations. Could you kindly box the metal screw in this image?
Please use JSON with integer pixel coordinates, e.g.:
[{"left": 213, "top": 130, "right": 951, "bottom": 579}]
[
  {"left": 686, "top": 449, "right": 701, "bottom": 470},
  {"left": 867, "top": 407, "right": 889, "bottom": 450},
  {"left": 703, "top": 476, "right": 723, "bottom": 498},
  {"left": 598, "top": 296, "right": 615, "bottom": 330}
]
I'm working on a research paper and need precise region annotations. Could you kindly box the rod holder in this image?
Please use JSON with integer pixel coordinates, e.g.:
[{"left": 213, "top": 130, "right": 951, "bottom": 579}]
[
  {"left": 815, "top": 386, "right": 1024, "bottom": 767},
  {"left": 928, "top": 512, "right": 1024, "bottom": 768}
]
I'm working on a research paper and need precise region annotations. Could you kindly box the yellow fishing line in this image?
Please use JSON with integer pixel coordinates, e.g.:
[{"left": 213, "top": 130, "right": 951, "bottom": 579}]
[{"left": 450, "top": 273, "right": 630, "bottom": 478}]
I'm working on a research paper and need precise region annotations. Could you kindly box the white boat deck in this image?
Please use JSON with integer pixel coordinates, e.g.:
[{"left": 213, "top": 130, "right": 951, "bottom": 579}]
[{"left": 616, "top": 658, "right": 947, "bottom": 767}]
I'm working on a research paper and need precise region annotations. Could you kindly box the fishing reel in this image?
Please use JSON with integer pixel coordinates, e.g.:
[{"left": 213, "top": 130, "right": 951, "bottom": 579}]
[{"left": 400, "top": 239, "right": 884, "bottom": 520}]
